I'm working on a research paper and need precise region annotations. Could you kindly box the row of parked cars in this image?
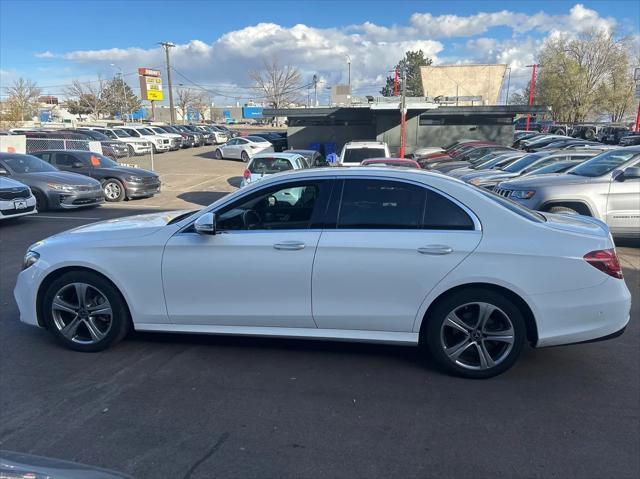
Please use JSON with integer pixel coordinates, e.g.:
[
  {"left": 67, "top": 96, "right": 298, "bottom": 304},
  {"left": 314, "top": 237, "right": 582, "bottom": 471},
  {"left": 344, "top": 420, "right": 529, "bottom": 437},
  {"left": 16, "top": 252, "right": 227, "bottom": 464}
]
[{"left": 512, "top": 117, "right": 640, "bottom": 145}]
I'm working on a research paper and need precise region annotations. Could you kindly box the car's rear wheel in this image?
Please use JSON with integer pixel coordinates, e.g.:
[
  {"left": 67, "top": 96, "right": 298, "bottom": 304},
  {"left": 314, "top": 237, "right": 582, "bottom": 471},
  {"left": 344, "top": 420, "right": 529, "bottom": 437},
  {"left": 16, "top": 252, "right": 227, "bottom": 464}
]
[
  {"left": 241, "top": 151, "right": 249, "bottom": 162},
  {"left": 424, "top": 289, "right": 526, "bottom": 379},
  {"left": 103, "top": 179, "right": 125, "bottom": 202},
  {"left": 215, "top": 149, "right": 223, "bottom": 159},
  {"left": 548, "top": 206, "right": 579, "bottom": 215},
  {"left": 127, "top": 145, "right": 135, "bottom": 157},
  {"left": 42, "top": 271, "right": 130, "bottom": 352}
]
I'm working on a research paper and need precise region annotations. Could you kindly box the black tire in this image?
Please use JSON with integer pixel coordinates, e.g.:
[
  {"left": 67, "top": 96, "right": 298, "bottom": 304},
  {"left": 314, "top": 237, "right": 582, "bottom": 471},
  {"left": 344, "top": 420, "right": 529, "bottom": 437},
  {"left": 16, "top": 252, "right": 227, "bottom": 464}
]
[
  {"left": 548, "top": 206, "right": 579, "bottom": 215},
  {"left": 215, "top": 149, "right": 223, "bottom": 160},
  {"left": 241, "top": 150, "right": 249, "bottom": 163},
  {"left": 33, "top": 189, "right": 47, "bottom": 212},
  {"left": 41, "top": 270, "right": 130, "bottom": 352},
  {"left": 423, "top": 288, "right": 526, "bottom": 379},
  {"left": 102, "top": 178, "right": 126, "bottom": 202},
  {"left": 127, "top": 145, "right": 135, "bottom": 157}
]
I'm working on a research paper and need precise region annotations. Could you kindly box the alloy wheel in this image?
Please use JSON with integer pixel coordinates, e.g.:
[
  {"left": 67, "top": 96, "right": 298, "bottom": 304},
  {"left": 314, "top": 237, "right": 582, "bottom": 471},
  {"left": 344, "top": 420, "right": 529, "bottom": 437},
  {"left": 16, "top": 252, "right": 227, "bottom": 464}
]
[
  {"left": 439, "top": 302, "right": 515, "bottom": 370},
  {"left": 104, "top": 182, "right": 122, "bottom": 200},
  {"left": 51, "top": 282, "right": 113, "bottom": 345}
]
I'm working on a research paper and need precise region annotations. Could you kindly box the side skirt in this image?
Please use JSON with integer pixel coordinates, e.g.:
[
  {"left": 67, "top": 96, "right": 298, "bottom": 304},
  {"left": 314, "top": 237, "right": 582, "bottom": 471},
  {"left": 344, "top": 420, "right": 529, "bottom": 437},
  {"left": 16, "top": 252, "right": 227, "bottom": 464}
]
[{"left": 134, "top": 324, "right": 419, "bottom": 346}]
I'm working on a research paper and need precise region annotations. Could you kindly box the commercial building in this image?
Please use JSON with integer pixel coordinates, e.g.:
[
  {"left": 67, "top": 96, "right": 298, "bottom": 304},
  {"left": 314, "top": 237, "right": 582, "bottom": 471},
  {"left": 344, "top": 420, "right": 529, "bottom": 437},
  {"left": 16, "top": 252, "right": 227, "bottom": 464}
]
[
  {"left": 264, "top": 100, "right": 549, "bottom": 156},
  {"left": 420, "top": 64, "right": 508, "bottom": 106}
]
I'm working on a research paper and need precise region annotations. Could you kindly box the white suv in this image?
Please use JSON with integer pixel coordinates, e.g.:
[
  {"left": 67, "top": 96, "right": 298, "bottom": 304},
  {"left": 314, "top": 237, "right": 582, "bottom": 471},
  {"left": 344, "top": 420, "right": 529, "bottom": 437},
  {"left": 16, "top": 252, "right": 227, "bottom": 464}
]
[
  {"left": 121, "top": 126, "right": 172, "bottom": 153},
  {"left": 79, "top": 127, "right": 152, "bottom": 156},
  {"left": 147, "top": 126, "right": 183, "bottom": 150},
  {"left": 339, "top": 141, "right": 390, "bottom": 166}
]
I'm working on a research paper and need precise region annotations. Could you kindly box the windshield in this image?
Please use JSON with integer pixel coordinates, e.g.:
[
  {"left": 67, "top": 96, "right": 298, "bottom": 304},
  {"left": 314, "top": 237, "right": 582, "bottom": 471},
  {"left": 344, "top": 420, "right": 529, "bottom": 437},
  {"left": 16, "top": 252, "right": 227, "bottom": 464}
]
[
  {"left": 567, "top": 150, "right": 638, "bottom": 177},
  {"left": 151, "top": 128, "right": 166, "bottom": 135},
  {"left": 343, "top": 148, "right": 386, "bottom": 163},
  {"left": 82, "top": 130, "right": 110, "bottom": 141},
  {"left": 113, "top": 129, "right": 132, "bottom": 138},
  {"left": 138, "top": 128, "right": 156, "bottom": 136},
  {"left": 2, "top": 154, "right": 58, "bottom": 173},
  {"left": 249, "top": 157, "right": 293, "bottom": 174},
  {"left": 502, "top": 153, "right": 546, "bottom": 173}
]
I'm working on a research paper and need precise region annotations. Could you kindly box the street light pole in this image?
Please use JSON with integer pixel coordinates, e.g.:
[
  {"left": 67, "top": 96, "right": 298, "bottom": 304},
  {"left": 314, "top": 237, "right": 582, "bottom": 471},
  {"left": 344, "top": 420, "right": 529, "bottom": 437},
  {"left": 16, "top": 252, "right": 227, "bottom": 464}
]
[
  {"left": 525, "top": 64, "right": 538, "bottom": 131},
  {"left": 159, "top": 41, "right": 176, "bottom": 123},
  {"left": 399, "top": 68, "right": 408, "bottom": 158}
]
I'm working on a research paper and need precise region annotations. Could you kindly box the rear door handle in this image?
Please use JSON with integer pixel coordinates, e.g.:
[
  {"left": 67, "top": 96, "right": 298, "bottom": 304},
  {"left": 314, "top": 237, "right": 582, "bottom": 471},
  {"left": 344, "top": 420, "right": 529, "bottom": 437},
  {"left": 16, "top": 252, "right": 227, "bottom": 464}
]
[
  {"left": 418, "top": 245, "right": 453, "bottom": 255},
  {"left": 274, "top": 241, "right": 306, "bottom": 251}
]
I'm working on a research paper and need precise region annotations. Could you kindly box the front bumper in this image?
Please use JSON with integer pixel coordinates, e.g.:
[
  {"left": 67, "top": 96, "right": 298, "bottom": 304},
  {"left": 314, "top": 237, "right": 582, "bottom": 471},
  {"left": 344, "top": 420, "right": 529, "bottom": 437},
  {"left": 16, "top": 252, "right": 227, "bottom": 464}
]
[
  {"left": 531, "top": 275, "right": 632, "bottom": 347},
  {"left": 51, "top": 189, "right": 105, "bottom": 209},
  {"left": 126, "top": 180, "right": 161, "bottom": 198},
  {"left": 155, "top": 141, "right": 171, "bottom": 152},
  {"left": 0, "top": 195, "right": 37, "bottom": 219}
]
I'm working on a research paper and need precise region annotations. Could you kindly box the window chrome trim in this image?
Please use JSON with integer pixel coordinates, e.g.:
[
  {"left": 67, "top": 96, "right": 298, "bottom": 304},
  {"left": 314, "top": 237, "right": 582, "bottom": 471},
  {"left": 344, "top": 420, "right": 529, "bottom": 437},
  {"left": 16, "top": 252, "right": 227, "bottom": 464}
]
[{"left": 176, "top": 173, "right": 482, "bottom": 234}]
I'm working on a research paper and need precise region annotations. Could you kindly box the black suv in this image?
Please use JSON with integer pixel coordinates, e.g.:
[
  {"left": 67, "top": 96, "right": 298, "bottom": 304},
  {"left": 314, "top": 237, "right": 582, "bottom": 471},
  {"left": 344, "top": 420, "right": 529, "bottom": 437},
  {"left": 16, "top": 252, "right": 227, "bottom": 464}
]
[
  {"left": 32, "top": 149, "right": 160, "bottom": 202},
  {"left": 58, "top": 129, "right": 129, "bottom": 159}
]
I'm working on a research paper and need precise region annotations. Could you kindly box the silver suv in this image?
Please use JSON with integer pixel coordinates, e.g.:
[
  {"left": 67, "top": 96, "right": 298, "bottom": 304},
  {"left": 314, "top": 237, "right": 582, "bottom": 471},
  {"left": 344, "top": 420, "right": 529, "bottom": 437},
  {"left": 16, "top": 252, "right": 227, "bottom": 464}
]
[{"left": 494, "top": 148, "right": 640, "bottom": 238}]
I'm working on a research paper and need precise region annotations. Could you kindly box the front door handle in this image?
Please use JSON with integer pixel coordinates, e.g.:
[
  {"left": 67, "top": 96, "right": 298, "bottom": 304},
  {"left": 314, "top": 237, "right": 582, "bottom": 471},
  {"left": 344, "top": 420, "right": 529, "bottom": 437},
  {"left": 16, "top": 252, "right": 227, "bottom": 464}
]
[
  {"left": 418, "top": 245, "right": 453, "bottom": 255},
  {"left": 274, "top": 241, "right": 306, "bottom": 251}
]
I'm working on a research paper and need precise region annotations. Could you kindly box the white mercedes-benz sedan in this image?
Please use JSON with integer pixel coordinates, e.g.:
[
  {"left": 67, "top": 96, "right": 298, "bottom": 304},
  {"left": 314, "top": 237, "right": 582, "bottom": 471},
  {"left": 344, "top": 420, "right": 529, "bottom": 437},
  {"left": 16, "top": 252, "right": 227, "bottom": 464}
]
[{"left": 14, "top": 168, "right": 631, "bottom": 378}]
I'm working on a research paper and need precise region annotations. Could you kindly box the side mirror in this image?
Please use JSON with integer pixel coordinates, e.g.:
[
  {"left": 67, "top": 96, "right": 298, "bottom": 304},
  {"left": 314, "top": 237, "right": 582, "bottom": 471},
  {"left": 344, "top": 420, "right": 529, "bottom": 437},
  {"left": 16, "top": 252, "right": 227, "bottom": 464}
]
[
  {"left": 194, "top": 212, "right": 217, "bottom": 235},
  {"left": 72, "top": 162, "right": 84, "bottom": 168}
]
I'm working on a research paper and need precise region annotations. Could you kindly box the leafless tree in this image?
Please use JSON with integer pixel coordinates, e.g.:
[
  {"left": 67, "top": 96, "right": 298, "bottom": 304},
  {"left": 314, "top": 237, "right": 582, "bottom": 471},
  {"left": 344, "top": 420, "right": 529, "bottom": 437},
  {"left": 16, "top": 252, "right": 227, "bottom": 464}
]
[
  {"left": 5, "top": 78, "right": 41, "bottom": 122},
  {"left": 64, "top": 78, "right": 108, "bottom": 119},
  {"left": 191, "top": 93, "right": 211, "bottom": 122},
  {"left": 249, "top": 57, "right": 303, "bottom": 108},
  {"left": 175, "top": 88, "right": 197, "bottom": 123}
]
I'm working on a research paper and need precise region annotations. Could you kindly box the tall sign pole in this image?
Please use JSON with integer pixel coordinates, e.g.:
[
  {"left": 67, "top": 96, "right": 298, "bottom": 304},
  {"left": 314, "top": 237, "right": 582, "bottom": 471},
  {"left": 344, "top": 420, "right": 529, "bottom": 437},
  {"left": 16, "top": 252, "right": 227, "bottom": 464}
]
[
  {"left": 159, "top": 42, "right": 176, "bottom": 123},
  {"left": 399, "top": 68, "right": 407, "bottom": 158},
  {"left": 394, "top": 68, "right": 399, "bottom": 96},
  {"left": 525, "top": 64, "right": 538, "bottom": 132},
  {"left": 634, "top": 67, "right": 640, "bottom": 132}
]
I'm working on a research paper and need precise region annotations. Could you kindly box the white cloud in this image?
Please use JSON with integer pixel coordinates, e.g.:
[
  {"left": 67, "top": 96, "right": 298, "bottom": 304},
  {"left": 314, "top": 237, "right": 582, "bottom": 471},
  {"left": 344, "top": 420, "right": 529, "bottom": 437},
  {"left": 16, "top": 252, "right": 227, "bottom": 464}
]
[{"left": 27, "top": 3, "right": 621, "bottom": 102}]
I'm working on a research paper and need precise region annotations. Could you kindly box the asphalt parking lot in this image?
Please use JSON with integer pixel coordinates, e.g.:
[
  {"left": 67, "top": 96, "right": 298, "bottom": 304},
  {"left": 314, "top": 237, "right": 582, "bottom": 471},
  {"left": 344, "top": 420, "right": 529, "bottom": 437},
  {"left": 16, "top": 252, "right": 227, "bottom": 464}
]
[{"left": 0, "top": 148, "right": 638, "bottom": 479}]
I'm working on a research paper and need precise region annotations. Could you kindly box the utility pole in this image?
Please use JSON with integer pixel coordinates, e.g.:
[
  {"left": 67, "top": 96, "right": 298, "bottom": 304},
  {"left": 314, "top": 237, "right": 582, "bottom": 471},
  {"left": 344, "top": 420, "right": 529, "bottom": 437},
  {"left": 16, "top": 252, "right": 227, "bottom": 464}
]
[
  {"left": 159, "top": 41, "right": 176, "bottom": 123},
  {"left": 525, "top": 64, "right": 538, "bottom": 132},
  {"left": 346, "top": 55, "right": 351, "bottom": 90},
  {"left": 399, "top": 68, "right": 407, "bottom": 158},
  {"left": 313, "top": 74, "right": 318, "bottom": 107},
  {"left": 394, "top": 68, "right": 399, "bottom": 96},
  {"left": 505, "top": 67, "right": 512, "bottom": 105}
]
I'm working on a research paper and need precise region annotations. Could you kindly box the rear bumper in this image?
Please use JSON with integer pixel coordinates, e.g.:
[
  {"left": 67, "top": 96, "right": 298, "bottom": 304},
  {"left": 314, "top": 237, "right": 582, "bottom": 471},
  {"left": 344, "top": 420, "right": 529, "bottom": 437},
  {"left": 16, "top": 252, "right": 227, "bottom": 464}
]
[{"left": 532, "top": 276, "right": 632, "bottom": 347}]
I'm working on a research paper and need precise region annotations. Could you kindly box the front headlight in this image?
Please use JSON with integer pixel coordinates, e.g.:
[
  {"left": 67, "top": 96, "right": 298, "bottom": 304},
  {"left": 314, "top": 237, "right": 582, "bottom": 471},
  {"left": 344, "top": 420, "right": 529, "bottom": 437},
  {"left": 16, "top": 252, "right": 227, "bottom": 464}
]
[
  {"left": 510, "top": 190, "right": 536, "bottom": 200},
  {"left": 47, "top": 183, "right": 77, "bottom": 192},
  {"left": 23, "top": 250, "right": 40, "bottom": 270}
]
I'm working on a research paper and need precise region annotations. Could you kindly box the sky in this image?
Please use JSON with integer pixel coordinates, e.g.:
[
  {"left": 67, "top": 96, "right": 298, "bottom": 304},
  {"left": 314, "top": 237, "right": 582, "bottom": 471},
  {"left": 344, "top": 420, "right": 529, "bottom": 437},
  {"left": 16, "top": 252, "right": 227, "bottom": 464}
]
[{"left": 1, "top": 0, "right": 638, "bottom": 106}]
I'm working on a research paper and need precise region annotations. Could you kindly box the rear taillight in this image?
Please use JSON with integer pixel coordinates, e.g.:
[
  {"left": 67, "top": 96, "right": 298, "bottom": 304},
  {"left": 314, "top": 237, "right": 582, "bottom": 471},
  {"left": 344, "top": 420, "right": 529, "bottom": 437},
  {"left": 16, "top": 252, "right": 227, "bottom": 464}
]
[
  {"left": 243, "top": 169, "right": 251, "bottom": 180},
  {"left": 584, "top": 249, "right": 623, "bottom": 279}
]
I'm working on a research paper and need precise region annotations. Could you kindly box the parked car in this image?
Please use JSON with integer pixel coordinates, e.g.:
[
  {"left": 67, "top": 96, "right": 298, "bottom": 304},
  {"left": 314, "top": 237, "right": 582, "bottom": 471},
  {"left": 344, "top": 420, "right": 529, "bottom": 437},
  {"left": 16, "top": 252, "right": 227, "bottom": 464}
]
[
  {"left": 249, "top": 132, "right": 288, "bottom": 152},
  {"left": 428, "top": 147, "right": 514, "bottom": 173},
  {"left": 287, "top": 149, "right": 328, "bottom": 167},
  {"left": 213, "top": 124, "right": 239, "bottom": 138},
  {"left": 464, "top": 150, "right": 600, "bottom": 189},
  {"left": 0, "top": 152, "right": 103, "bottom": 211},
  {"left": 80, "top": 127, "right": 153, "bottom": 156},
  {"left": 361, "top": 158, "right": 421, "bottom": 168},
  {"left": 171, "top": 125, "right": 204, "bottom": 146},
  {"left": 32, "top": 150, "right": 160, "bottom": 202},
  {"left": 447, "top": 152, "right": 525, "bottom": 179},
  {"left": 195, "top": 125, "right": 228, "bottom": 144},
  {"left": 619, "top": 132, "right": 640, "bottom": 147},
  {"left": 521, "top": 135, "right": 571, "bottom": 152},
  {"left": 541, "top": 139, "right": 601, "bottom": 150},
  {"left": 570, "top": 125, "right": 598, "bottom": 140},
  {"left": 121, "top": 126, "right": 173, "bottom": 153},
  {"left": 598, "top": 126, "right": 629, "bottom": 145},
  {"left": 339, "top": 141, "right": 390, "bottom": 166},
  {"left": 183, "top": 125, "right": 215, "bottom": 145},
  {"left": 59, "top": 129, "right": 129, "bottom": 159},
  {"left": 15, "top": 168, "right": 632, "bottom": 379},
  {"left": 146, "top": 126, "right": 183, "bottom": 150},
  {"left": 493, "top": 147, "right": 640, "bottom": 238},
  {"left": 517, "top": 158, "right": 586, "bottom": 177},
  {"left": 241, "top": 152, "right": 309, "bottom": 187},
  {"left": 154, "top": 125, "right": 196, "bottom": 148},
  {"left": 0, "top": 176, "right": 37, "bottom": 220},
  {"left": 214, "top": 136, "right": 274, "bottom": 162}
]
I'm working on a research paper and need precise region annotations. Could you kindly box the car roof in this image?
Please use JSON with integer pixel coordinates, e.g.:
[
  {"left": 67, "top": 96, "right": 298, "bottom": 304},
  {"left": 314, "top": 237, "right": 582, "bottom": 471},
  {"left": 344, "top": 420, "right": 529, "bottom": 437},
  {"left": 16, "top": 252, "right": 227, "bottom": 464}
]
[
  {"left": 287, "top": 149, "right": 317, "bottom": 154},
  {"left": 251, "top": 152, "right": 303, "bottom": 160}
]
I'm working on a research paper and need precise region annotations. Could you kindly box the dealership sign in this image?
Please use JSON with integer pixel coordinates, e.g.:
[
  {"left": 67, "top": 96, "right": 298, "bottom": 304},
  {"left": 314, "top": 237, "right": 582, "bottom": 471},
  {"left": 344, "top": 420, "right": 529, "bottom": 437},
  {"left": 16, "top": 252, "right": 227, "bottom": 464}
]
[{"left": 138, "top": 67, "right": 164, "bottom": 101}]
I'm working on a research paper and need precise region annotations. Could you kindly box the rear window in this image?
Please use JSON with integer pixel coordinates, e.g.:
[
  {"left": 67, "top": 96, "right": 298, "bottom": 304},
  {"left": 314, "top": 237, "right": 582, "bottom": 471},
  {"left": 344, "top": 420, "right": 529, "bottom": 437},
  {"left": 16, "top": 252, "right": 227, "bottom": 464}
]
[
  {"left": 249, "top": 157, "right": 293, "bottom": 174},
  {"left": 343, "top": 148, "right": 386, "bottom": 163},
  {"left": 247, "top": 136, "right": 270, "bottom": 143}
]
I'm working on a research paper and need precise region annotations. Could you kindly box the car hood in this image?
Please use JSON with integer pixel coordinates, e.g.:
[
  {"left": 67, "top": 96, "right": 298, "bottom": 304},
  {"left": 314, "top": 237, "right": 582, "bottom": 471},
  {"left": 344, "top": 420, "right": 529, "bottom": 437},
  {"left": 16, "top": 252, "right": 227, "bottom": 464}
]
[
  {"left": 497, "top": 173, "right": 595, "bottom": 189},
  {"left": 37, "top": 210, "right": 195, "bottom": 246},
  {"left": 0, "top": 176, "right": 28, "bottom": 188},
  {"left": 20, "top": 171, "right": 99, "bottom": 185},
  {"left": 100, "top": 166, "right": 157, "bottom": 177},
  {"left": 541, "top": 212, "right": 610, "bottom": 238}
]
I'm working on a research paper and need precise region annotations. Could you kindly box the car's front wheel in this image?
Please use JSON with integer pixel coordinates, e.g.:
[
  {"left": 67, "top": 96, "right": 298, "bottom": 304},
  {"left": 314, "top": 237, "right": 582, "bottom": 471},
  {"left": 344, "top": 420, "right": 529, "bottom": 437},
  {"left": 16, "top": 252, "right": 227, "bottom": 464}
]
[
  {"left": 423, "top": 288, "right": 526, "bottom": 378},
  {"left": 42, "top": 270, "right": 130, "bottom": 352},
  {"left": 103, "top": 179, "right": 125, "bottom": 202}
]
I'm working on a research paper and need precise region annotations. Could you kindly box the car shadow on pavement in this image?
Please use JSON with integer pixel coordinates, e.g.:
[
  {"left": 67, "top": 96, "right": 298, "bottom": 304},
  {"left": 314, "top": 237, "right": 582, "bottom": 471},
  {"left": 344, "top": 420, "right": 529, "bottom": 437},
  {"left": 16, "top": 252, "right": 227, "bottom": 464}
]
[
  {"left": 177, "top": 191, "right": 229, "bottom": 206},
  {"left": 194, "top": 150, "right": 221, "bottom": 160}
]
